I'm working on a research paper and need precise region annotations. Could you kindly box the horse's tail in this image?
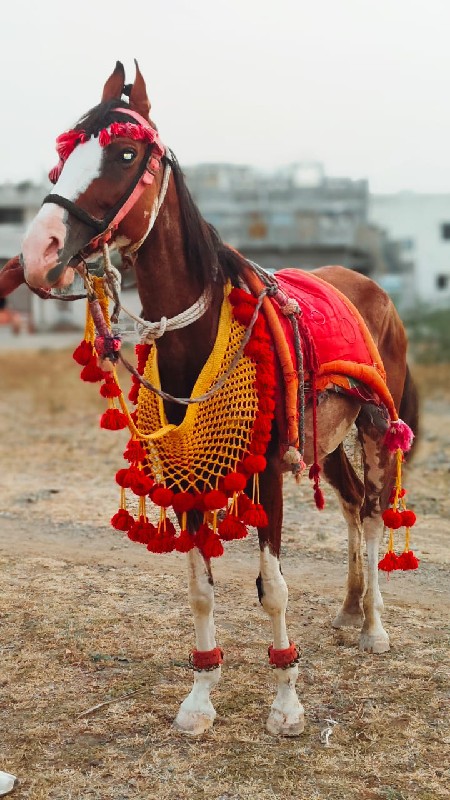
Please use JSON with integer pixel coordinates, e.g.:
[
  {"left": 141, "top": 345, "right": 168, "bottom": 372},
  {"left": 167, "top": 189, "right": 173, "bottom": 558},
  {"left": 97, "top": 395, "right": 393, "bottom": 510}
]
[{"left": 399, "top": 364, "right": 420, "bottom": 460}]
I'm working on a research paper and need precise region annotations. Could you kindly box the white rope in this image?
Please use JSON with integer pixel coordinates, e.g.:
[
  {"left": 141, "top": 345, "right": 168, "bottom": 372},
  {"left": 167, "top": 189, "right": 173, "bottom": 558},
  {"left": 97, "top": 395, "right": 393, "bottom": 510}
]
[{"left": 121, "top": 289, "right": 211, "bottom": 341}]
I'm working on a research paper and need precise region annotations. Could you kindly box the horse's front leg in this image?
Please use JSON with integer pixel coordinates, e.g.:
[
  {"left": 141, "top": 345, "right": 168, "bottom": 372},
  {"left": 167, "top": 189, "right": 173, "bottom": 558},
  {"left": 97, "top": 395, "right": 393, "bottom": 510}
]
[
  {"left": 173, "top": 547, "right": 222, "bottom": 735},
  {"left": 258, "top": 455, "right": 304, "bottom": 736}
]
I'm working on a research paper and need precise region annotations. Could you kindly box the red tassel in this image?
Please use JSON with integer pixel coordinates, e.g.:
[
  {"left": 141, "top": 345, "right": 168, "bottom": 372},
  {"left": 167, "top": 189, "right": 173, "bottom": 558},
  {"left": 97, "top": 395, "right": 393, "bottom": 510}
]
[
  {"left": 378, "top": 552, "right": 400, "bottom": 572},
  {"left": 81, "top": 356, "right": 105, "bottom": 383},
  {"left": 229, "top": 287, "right": 257, "bottom": 307},
  {"left": 100, "top": 408, "right": 128, "bottom": 430},
  {"left": 241, "top": 503, "right": 268, "bottom": 528},
  {"left": 175, "top": 529, "right": 195, "bottom": 553},
  {"left": 128, "top": 380, "right": 140, "bottom": 404},
  {"left": 73, "top": 340, "right": 93, "bottom": 365},
  {"left": 111, "top": 508, "right": 134, "bottom": 531},
  {"left": 147, "top": 519, "right": 177, "bottom": 553},
  {"left": 397, "top": 550, "right": 420, "bottom": 571},
  {"left": 218, "top": 516, "right": 248, "bottom": 541},
  {"left": 128, "top": 516, "right": 156, "bottom": 544},
  {"left": 314, "top": 487, "right": 325, "bottom": 510}
]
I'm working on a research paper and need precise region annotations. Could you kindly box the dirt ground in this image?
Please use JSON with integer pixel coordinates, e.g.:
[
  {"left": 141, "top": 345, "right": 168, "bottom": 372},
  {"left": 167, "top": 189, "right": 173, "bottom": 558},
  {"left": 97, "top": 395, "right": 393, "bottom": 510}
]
[{"left": 0, "top": 348, "right": 449, "bottom": 800}]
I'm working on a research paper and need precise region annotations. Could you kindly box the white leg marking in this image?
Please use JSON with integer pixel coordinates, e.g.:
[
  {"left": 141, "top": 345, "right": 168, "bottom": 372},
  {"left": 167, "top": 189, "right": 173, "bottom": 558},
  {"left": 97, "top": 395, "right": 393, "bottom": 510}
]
[
  {"left": 359, "top": 433, "right": 390, "bottom": 653},
  {"left": 260, "top": 548, "right": 304, "bottom": 736},
  {"left": 174, "top": 548, "right": 220, "bottom": 735}
]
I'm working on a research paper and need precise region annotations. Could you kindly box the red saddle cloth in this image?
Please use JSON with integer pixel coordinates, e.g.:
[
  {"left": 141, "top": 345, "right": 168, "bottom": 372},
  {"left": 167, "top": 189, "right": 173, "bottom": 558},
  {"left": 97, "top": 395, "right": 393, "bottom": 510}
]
[{"left": 270, "top": 268, "right": 393, "bottom": 413}]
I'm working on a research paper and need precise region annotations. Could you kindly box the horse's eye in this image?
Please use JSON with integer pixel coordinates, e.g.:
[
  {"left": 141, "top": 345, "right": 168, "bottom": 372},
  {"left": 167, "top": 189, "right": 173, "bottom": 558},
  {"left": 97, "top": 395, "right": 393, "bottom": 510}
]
[{"left": 121, "top": 150, "right": 136, "bottom": 163}]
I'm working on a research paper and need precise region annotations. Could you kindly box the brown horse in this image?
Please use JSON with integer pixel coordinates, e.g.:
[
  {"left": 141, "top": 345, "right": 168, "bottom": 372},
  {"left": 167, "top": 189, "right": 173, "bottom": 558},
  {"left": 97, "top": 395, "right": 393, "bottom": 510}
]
[{"left": 20, "top": 62, "right": 418, "bottom": 737}]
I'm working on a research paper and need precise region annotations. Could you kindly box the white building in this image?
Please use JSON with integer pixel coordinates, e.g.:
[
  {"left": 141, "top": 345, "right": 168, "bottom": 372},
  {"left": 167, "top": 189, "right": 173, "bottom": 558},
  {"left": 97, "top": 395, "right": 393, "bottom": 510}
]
[{"left": 369, "top": 192, "right": 450, "bottom": 308}]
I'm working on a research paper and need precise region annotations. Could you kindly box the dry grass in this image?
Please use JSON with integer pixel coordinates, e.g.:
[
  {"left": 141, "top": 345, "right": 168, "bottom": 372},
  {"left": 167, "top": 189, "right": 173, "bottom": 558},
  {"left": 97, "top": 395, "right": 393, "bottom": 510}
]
[{"left": 0, "top": 351, "right": 449, "bottom": 800}]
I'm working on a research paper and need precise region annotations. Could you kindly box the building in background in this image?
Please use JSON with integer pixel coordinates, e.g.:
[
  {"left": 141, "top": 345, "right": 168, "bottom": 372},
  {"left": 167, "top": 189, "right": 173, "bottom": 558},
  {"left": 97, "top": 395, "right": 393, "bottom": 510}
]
[
  {"left": 184, "top": 161, "right": 412, "bottom": 309},
  {"left": 369, "top": 192, "right": 450, "bottom": 309},
  {"left": 4, "top": 167, "right": 440, "bottom": 333}
]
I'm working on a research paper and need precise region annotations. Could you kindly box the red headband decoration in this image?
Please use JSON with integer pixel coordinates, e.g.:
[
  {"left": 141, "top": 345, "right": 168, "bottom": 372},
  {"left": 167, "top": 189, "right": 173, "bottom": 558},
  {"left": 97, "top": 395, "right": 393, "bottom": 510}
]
[{"left": 49, "top": 117, "right": 164, "bottom": 184}]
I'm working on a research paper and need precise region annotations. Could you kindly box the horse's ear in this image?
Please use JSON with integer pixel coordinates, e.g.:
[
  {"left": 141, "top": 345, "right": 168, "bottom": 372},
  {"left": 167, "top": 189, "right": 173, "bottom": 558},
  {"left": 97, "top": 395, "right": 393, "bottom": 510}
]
[
  {"left": 101, "top": 61, "right": 125, "bottom": 102},
  {"left": 129, "top": 59, "right": 151, "bottom": 119}
]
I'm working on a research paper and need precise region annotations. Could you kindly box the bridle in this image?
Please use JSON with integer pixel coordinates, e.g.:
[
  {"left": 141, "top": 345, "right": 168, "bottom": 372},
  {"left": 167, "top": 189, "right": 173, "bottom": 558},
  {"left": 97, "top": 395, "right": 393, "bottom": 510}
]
[{"left": 42, "top": 107, "right": 166, "bottom": 257}]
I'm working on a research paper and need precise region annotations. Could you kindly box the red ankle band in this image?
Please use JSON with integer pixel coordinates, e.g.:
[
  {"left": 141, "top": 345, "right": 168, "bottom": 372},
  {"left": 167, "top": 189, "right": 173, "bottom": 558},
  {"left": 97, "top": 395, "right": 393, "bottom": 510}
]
[
  {"left": 268, "top": 641, "right": 299, "bottom": 669},
  {"left": 190, "top": 646, "right": 224, "bottom": 671}
]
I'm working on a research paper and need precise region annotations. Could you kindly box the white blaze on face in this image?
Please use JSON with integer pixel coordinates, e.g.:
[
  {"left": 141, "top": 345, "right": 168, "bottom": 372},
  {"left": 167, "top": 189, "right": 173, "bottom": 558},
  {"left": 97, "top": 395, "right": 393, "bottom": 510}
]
[{"left": 22, "top": 137, "right": 104, "bottom": 289}]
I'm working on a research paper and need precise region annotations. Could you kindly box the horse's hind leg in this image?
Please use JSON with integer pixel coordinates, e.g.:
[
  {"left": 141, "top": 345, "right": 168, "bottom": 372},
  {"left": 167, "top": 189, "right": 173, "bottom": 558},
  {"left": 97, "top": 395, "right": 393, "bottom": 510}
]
[
  {"left": 173, "top": 548, "right": 221, "bottom": 735},
  {"left": 257, "top": 454, "right": 304, "bottom": 736},
  {"left": 323, "top": 443, "right": 365, "bottom": 628},
  {"left": 357, "top": 420, "right": 394, "bottom": 653}
]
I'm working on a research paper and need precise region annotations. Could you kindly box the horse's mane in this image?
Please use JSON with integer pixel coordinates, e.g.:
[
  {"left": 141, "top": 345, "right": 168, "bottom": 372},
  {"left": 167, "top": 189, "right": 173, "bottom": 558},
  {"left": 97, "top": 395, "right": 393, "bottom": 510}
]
[{"left": 74, "top": 100, "right": 247, "bottom": 290}]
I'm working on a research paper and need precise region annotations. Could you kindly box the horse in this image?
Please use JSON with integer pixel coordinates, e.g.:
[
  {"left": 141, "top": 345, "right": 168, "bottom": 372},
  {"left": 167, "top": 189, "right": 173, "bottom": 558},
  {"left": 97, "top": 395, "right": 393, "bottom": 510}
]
[{"left": 20, "top": 61, "right": 418, "bottom": 737}]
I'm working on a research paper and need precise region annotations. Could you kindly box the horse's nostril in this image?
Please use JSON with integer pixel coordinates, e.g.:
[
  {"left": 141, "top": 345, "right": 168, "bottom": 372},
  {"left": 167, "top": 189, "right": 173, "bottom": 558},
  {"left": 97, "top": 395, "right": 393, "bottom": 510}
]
[{"left": 44, "top": 236, "right": 61, "bottom": 259}]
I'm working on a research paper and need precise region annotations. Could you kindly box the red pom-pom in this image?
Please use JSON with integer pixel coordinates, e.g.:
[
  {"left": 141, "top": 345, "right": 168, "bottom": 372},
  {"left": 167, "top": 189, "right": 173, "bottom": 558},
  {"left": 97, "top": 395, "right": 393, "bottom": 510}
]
[
  {"left": 100, "top": 378, "right": 122, "bottom": 398},
  {"left": 378, "top": 551, "right": 400, "bottom": 572},
  {"left": 128, "top": 516, "right": 156, "bottom": 544},
  {"left": 152, "top": 487, "right": 174, "bottom": 508},
  {"left": 397, "top": 550, "right": 419, "bottom": 570},
  {"left": 174, "top": 529, "right": 195, "bottom": 553},
  {"left": 100, "top": 408, "right": 128, "bottom": 430},
  {"left": 223, "top": 472, "right": 247, "bottom": 492},
  {"left": 110, "top": 508, "right": 134, "bottom": 531},
  {"left": 401, "top": 510, "right": 417, "bottom": 528},
  {"left": 115, "top": 467, "right": 131, "bottom": 488},
  {"left": 243, "top": 455, "right": 267, "bottom": 474},
  {"left": 81, "top": 356, "right": 105, "bottom": 383},
  {"left": 202, "top": 490, "right": 228, "bottom": 511},
  {"left": 172, "top": 492, "right": 196, "bottom": 514},
  {"left": 382, "top": 508, "right": 403, "bottom": 530},
  {"left": 123, "top": 439, "right": 146, "bottom": 463},
  {"left": 73, "top": 340, "right": 93, "bottom": 366},
  {"left": 128, "top": 469, "right": 154, "bottom": 496},
  {"left": 242, "top": 503, "right": 269, "bottom": 528},
  {"left": 218, "top": 516, "right": 248, "bottom": 541}
]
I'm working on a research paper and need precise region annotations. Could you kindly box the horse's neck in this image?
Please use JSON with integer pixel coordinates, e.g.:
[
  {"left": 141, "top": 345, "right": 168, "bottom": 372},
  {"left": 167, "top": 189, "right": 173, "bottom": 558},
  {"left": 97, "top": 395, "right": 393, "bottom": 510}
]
[{"left": 134, "top": 183, "right": 222, "bottom": 423}]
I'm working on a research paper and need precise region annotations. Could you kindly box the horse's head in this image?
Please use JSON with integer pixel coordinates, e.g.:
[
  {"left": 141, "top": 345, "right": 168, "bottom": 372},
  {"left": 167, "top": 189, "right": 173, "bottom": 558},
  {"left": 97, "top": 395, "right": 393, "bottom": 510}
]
[{"left": 22, "top": 61, "right": 166, "bottom": 289}]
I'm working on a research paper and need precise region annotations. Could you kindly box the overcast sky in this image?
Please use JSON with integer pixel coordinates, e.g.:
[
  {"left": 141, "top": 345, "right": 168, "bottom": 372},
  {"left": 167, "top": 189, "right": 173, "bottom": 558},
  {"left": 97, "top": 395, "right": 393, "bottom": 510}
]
[{"left": 1, "top": 0, "right": 450, "bottom": 193}]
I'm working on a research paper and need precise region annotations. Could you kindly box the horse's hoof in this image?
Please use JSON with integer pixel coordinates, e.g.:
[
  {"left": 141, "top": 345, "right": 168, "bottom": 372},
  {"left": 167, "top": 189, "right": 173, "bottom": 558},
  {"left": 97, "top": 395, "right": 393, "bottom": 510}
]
[
  {"left": 332, "top": 608, "right": 364, "bottom": 628},
  {"left": 266, "top": 708, "right": 305, "bottom": 737},
  {"left": 359, "top": 631, "right": 390, "bottom": 654},
  {"left": 173, "top": 709, "right": 215, "bottom": 736}
]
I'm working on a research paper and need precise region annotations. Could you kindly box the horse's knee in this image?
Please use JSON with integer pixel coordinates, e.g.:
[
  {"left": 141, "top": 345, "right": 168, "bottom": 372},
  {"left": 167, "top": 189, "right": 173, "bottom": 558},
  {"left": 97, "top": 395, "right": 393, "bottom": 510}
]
[{"left": 258, "top": 565, "right": 288, "bottom": 615}]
